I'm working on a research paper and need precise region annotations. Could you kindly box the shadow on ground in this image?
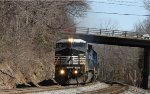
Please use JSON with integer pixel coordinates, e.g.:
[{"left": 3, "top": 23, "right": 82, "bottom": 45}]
[{"left": 16, "top": 79, "right": 56, "bottom": 88}]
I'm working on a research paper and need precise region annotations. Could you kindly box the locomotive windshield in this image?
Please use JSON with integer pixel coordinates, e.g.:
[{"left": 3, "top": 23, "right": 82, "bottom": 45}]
[
  {"left": 55, "top": 42, "right": 86, "bottom": 56},
  {"left": 56, "top": 43, "right": 86, "bottom": 49}
]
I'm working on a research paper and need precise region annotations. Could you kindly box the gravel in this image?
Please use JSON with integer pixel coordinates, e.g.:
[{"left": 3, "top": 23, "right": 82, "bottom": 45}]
[
  {"left": 22, "top": 82, "right": 150, "bottom": 94},
  {"left": 120, "top": 86, "right": 150, "bottom": 94},
  {"left": 27, "top": 82, "right": 109, "bottom": 94}
]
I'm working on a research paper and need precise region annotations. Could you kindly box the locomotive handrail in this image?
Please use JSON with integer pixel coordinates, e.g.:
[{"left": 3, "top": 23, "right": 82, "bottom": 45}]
[{"left": 54, "top": 57, "right": 60, "bottom": 65}]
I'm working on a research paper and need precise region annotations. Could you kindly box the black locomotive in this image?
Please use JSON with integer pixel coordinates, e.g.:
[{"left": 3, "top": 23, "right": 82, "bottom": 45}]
[{"left": 54, "top": 38, "right": 98, "bottom": 85}]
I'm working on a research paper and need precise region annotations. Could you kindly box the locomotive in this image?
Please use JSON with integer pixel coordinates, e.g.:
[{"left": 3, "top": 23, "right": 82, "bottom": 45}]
[{"left": 54, "top": 38, "right": 98, "bottom": 85}]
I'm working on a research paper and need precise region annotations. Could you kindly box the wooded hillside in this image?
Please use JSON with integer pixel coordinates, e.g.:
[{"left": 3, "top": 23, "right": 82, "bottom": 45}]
[{"left": 0, "top": 1, "right": 88, "bottom": 89}]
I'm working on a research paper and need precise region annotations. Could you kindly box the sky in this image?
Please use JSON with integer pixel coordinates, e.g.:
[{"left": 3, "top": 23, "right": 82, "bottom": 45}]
[{"left": 76, "top": 0, "right": 148, "bottom": 31}]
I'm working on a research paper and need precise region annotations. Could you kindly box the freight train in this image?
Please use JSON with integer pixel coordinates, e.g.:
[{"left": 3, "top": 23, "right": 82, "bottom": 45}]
[{"left": 54, "top": 38, "right": 98, "bottom": 85}]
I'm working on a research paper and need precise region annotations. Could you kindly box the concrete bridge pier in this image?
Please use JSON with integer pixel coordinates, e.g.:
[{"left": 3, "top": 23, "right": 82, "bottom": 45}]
[{"left": 142, "top": 47, "right": 150, "bottom": 89}]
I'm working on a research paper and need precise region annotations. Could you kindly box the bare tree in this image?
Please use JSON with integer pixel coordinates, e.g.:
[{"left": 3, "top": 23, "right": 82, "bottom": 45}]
[
  {"left": 99, "top": 19, "right": 119, "bottom": 30},
  {"left": 134, "top": 18, "right": 150, "bottom": 34},
  {"left": 94, "top": 44, "right": 143, "bottom": 87},
  {"left": 0, "top": 0, "right": 89, "bottom": 89},
  {"left": 92, "top": 20, "right": 143, "bottom": 87}
]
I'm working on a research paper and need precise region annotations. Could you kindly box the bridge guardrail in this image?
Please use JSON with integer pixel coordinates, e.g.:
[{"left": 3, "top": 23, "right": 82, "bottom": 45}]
[{"left": 62, "top": 27, "right": 149, "bottom": 40}]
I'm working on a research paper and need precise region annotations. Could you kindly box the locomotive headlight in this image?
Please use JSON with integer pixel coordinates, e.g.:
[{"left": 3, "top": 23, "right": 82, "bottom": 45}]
[
  {"left": 68, "top": 38, "right": 74, "bottom": 43},
  {"left": 74, "top": 70, "right": 78, "bottom": 74},
  {"left": 60, "top": 69, "right": 65, "bottom": 75}
]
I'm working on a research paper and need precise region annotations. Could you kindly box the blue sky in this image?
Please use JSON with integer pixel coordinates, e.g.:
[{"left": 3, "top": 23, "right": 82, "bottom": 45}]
[{"left": 76, "top": 0, "right": 148, "bottom": 31}]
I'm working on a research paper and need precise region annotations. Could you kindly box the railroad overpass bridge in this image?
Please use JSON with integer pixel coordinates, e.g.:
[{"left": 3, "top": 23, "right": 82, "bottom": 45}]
[
  {"left": 62, "top": 27, "right": 150, "bottom": 89},
  {"left": 73, "top": 33, "right": 150, "bottom": 89}
]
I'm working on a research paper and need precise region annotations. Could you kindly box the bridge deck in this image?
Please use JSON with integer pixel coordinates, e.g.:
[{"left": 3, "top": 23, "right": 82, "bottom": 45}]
[{"left": 71, "top": 33, "right": 150, "bottom": 48}]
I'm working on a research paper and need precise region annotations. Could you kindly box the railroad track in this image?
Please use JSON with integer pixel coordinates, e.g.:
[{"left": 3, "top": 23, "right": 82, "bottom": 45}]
[
  {"left": 0, "top": 82, "right": 128, "bottom": 94},
  {"left": 0, "top": 84, "right": 81, "bottom": 94}
]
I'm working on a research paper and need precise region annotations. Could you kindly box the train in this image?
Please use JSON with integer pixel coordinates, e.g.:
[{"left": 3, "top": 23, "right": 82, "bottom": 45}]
[{"left": 54, "top": 38, "right": 98, "bottom": 85}]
